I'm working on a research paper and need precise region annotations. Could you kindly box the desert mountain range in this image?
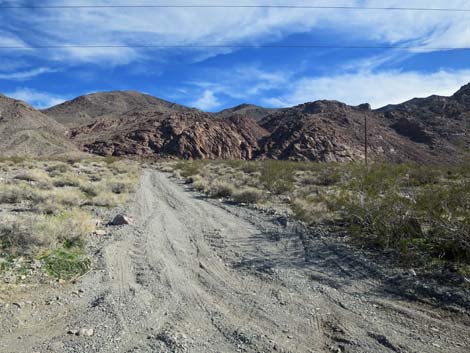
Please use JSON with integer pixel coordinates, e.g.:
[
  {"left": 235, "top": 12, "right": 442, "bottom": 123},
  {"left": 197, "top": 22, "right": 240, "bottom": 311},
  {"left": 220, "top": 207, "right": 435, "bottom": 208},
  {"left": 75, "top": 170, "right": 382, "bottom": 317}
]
[{"left": 1, "top": 84, "right": 469, "bottom": 162}]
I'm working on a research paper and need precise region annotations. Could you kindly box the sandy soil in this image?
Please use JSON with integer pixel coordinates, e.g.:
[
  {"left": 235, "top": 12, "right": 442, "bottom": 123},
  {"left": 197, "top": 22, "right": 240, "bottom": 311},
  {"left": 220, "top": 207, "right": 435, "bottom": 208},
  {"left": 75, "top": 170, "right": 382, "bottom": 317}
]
[{"left": 1, "top": 169, "right": 469, "bottom": 353}]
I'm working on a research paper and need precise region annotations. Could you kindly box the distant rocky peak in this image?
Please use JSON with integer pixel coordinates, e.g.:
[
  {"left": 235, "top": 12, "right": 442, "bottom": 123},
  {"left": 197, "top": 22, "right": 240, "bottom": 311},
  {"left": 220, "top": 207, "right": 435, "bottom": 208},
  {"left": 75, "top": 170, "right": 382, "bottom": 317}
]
[
  {"left": 453, "top": 82, "right": 470, "bottom": 103},
  {"left": 298, "top": 100, "right": 350, "bottom": 114}
]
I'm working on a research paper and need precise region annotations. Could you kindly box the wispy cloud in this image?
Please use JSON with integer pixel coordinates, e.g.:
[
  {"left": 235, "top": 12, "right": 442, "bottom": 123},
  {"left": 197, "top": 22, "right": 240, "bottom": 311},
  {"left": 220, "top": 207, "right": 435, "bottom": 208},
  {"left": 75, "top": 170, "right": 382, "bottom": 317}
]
[
  {"left": 265, "top": 69, "right": 470, "bottom": 108},
  {"left": 186, "top": 65, "right": 294, "bottom": 102},
  {"left": 5, "top": 88, "right": 67, "bottom": 109},
  {"left": 0, "top": 67, "right": 57, "bottom": 81},
  {"left": 2, "top": 0, "right": 470, "bottom": 66}
]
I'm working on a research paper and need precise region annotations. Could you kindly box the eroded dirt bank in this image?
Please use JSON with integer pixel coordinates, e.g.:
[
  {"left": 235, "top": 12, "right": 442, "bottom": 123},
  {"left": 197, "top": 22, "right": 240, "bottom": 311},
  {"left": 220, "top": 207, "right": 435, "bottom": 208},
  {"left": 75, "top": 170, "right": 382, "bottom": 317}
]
[{"left": 1, "top": 169, "right": 469, "bottom": 353}]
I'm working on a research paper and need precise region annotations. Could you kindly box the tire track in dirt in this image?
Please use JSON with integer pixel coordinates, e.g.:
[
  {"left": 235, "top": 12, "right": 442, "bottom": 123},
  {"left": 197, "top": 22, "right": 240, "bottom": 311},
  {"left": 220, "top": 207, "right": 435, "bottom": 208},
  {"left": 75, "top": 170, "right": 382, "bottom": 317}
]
[{"left": 3, "top": 169, "right": 469, "bottom": 353}]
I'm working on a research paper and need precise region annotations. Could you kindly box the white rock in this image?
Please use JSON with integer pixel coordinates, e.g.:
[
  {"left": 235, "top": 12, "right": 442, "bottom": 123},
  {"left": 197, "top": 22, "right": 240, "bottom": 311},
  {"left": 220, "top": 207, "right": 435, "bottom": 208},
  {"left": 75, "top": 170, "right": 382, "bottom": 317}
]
[{"left": 79, "top": 328, "right": 94, "bottom": 337}]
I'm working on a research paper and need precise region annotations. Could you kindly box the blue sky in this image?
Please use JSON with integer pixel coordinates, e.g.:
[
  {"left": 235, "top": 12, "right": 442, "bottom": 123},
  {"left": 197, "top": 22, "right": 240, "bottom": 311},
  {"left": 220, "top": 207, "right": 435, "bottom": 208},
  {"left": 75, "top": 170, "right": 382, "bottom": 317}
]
[{"left": 2, "top": 0, "right": 470, "bottom": 111}]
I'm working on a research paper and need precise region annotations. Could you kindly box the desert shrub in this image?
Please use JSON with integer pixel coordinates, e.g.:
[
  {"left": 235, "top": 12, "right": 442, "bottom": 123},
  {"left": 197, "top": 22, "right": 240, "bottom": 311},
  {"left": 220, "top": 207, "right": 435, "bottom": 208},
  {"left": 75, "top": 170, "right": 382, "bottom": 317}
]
[
  {"left": 36, "top": 201, "right": 64, "bottom": 215},
  {"left": 413, "top": 182, "right": 470, "bottom": 262},
  {"left": 0, "top": 209, "right": 93, "bottom": 256},
  {"left": 110, "top": 160, "right": 132, "bottom": 174},
  {"left": 209, "top": 181, "right": 235, "bottom": 198},
  {"left": 314, "top": 166, "right": 342, "bottom": 186},
  {"left": 259, "top": 160, "right": 296, "bottom": 194},
  {"left": 233, "top": 188, "right": 264, "bottom": 204},
  {"left": 52, "top": 173, "right": 81, "bottom": 187},
  {"left": 0, "top": 219, "right": 45, "bottom": 255},
  {"left": 176, "top": 160, "right": 207, "bottom": 178},
  {"left": 14, "top": 169, "right": 51, "bottom": 183},
  {"left": 159, "top": 164, "right": 175, "bottom": 173},
  {"left": 46, "top": 162, "right": 70, "bottom": 176},
  {"left": 327, "top": 163, "right": 470, "bottom": 265},
  {"left": 49, "top": 189, "right": 85, "bottom": 208},
  {"left": 90, "top": 192, "right": 119, "bottom": 207},
  {"left": 334, "top": 190, "right": 420, "bottom": 248},
  {"left": 109, "top": 181, "right": 129, "bottom": 194},
  {"left": 0, "top": 185, "right": 29, "bottom": 204},
  {"left": 189, "top": 175, "right": 209, "bottom": 192},
  {"left": 0, "top": 184, "right": 45, "bottom": 204},
  {"left": 79, "top": 183, "right": 99, "bottom": 197},
  {"left": 88, "top": 173, "right": 102, "bottom": 182},
  {"left": 404, "top": 165, "right": 442, "bottom": 186},
  {"left": 0, "top": 156, "right": 26, "bottom": 164},
  {"left": 291, "top": 196, "right": 331, "bottom": 224},
  {"left": 38, "top": 209, "right": 95, "bottom": 247},
  {"left": 240, "top": 162, "right": 260, "bottom": 174}
]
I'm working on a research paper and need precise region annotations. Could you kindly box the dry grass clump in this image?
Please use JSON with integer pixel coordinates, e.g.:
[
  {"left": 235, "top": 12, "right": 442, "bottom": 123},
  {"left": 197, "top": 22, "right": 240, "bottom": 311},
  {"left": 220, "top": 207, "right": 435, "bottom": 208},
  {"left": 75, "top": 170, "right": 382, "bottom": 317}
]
[
  {"left": 89, "top": 191, "right": 121, "bottom": 207},
  {"left": 233, "top": 188, "right": 264, "bottom": 204},
  {"left": 46, "top": 162, "right": 71, "bottom": 176},
  {"left": 190, "top": 175, "right": 209, "bottom": 193},
  {"left": 0, "top": 209, "right": 95, "bottom": 256},
  {"left": 209, "top": 181, "right": 235, "bottom": 198},
  {"left": 14, "top": 169, "right": 51, "bottom": 183},
  {"left": 291, "top": 196, "right": 331, "bottom": 224},
  {"left": 0, "top": 184, "right": 45, "bottom": 204},
  {"left": 0, "top": 156, "right": 141, "bottom": 280},
  {"left": 79, "top": 182, "right": 99, "bottom": 197},
  {"left": 52, "top": 173, "right": 82, "bottom": 187}
]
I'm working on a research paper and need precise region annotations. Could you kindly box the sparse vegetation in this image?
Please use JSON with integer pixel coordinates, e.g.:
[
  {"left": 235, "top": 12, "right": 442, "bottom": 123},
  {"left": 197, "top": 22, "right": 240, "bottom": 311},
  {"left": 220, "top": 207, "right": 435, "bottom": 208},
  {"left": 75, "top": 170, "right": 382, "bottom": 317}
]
[
  {"left": 168, "top": 160, "right": 470, "bottom": 273},
  {"left": 209, "top": 181, "right": 235, "bottom": 198},
  {"left": 0, "top": 157, "right": 140, "bottom": 282},
  {"left": 233, "top": 188, "right": 264, "bottom": 204}
]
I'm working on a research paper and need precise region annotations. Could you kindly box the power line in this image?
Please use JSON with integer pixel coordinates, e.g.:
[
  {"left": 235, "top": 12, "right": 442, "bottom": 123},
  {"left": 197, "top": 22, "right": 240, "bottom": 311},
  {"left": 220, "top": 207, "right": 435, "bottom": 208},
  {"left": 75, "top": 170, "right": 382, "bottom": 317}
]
[
  {"left": 0, "top": 44, "right": 468, "bottom": 50},
  {"left": 0, "top": 4, "right": 470, "bottom": 12}
]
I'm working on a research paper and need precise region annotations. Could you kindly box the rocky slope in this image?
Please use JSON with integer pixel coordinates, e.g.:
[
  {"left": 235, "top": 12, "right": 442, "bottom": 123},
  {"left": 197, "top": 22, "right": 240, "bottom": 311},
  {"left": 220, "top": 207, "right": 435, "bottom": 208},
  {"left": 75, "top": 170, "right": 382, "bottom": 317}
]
[
  {"left": 257, "top": 100, "right": 448, "bottom": 162},
  {"left": 70, "top": 110, "right": 269, "bottom": 159},
  {"left": 378, "top": 83, "right": 470, "bottom": 158},
  {"left": 0, "top": 94, "right": 79, "bottom": 157}
]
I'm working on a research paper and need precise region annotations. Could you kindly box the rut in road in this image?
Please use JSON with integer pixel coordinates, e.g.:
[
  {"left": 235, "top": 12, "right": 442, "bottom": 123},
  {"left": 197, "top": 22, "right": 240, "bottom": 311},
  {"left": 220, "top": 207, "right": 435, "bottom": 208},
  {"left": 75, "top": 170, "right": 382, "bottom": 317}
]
[{"left": 4, "top": 169, "right": 469, "bottom": 353}]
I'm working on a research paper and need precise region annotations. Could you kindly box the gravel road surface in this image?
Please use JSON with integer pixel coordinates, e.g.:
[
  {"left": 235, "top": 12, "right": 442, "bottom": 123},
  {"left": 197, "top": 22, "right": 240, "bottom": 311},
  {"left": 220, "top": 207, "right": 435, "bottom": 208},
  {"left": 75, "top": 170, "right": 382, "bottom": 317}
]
[{"left": 1, "top": 169, "right": 469, "bottom": 353}]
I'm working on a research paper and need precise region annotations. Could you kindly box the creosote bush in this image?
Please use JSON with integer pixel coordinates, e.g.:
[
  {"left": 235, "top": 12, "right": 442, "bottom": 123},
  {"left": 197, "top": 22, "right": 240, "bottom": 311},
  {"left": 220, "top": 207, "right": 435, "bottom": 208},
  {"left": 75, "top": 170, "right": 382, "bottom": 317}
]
[
  {"left": 14, "top": 169, "right": 51, "bottom": 183},
  {"left": 209, "top": 181, "right": 235, "bottom": 198},
  {"left": 171, "top": 159, "right": 470, "bottom": 271},
  {"left": 233, "top": 188, "right": 264, "bottom": 204}
]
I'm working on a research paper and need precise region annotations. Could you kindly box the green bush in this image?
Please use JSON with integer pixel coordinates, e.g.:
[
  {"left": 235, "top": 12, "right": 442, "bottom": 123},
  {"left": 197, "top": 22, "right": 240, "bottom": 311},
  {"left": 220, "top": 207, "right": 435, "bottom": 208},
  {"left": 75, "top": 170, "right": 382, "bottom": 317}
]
[
  {"left": 42, "top": 248, "right": 90, "bottom": 280},
  {"left": 330, "top": 164, "right": 470, "bottom": 265},
  {"left": 175, "top": 160, "right": 207, "bottom": 178},
  {"left": 260, "top": 160, "right": 296, "bottom": 194}
]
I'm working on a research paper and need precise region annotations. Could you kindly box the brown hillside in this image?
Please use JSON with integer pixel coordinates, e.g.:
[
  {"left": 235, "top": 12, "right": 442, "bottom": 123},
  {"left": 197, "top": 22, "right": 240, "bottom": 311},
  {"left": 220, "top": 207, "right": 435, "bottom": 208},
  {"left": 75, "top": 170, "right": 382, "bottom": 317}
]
[
  {"left": 0, "top": 94, "right": 79, "bottom": 157},
  {"left": 42, "top": 90, "right": 193, "bottom": 128}
]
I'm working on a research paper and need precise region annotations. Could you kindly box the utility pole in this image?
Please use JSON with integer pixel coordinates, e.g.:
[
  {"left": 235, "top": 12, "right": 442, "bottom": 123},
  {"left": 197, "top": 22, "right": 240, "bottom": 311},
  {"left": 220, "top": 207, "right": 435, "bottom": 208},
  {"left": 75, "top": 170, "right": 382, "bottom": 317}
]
[{"left": 364, "top": 115, "right": 368, "bottom": 167}]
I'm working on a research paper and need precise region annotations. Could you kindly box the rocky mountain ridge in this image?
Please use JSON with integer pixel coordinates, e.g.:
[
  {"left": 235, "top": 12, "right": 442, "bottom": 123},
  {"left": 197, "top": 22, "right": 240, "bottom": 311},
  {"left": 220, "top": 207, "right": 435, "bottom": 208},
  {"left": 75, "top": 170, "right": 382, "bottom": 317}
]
[{"left": 2, "top": 86, "right": 469, "bottom": 162}]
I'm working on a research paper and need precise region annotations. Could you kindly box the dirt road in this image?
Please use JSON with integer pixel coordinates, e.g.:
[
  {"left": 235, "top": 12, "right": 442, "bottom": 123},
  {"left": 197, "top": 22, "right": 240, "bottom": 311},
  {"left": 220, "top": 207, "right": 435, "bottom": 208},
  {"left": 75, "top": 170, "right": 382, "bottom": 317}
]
[{"left": 1, "top": 169, "right": 469, "bottom": 352}]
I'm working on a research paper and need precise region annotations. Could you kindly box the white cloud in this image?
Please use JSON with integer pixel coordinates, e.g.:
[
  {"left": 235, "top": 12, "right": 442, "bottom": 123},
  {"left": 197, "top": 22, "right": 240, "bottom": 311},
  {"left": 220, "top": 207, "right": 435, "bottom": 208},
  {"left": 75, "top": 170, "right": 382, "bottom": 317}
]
[
  {"left": 186, "top": 65, "right": 293, "bottom": 102},
  {"left": 5, "top": 88, "right": 67, "bottom": 109},
  {"left": 190, "top": 90, "right": 221, "bottom": 111},
  {"left": 0, "top": 67, "right": 57, "bottom": 81},
  {"left": 3, "top": 0, "right": 470, "bottom": 65},
  {"left": 0, "top": 31, "right": 27, "bottom": 47},
  {"left": 265, "top": 70, "right": 470, "bottom": 108}
]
